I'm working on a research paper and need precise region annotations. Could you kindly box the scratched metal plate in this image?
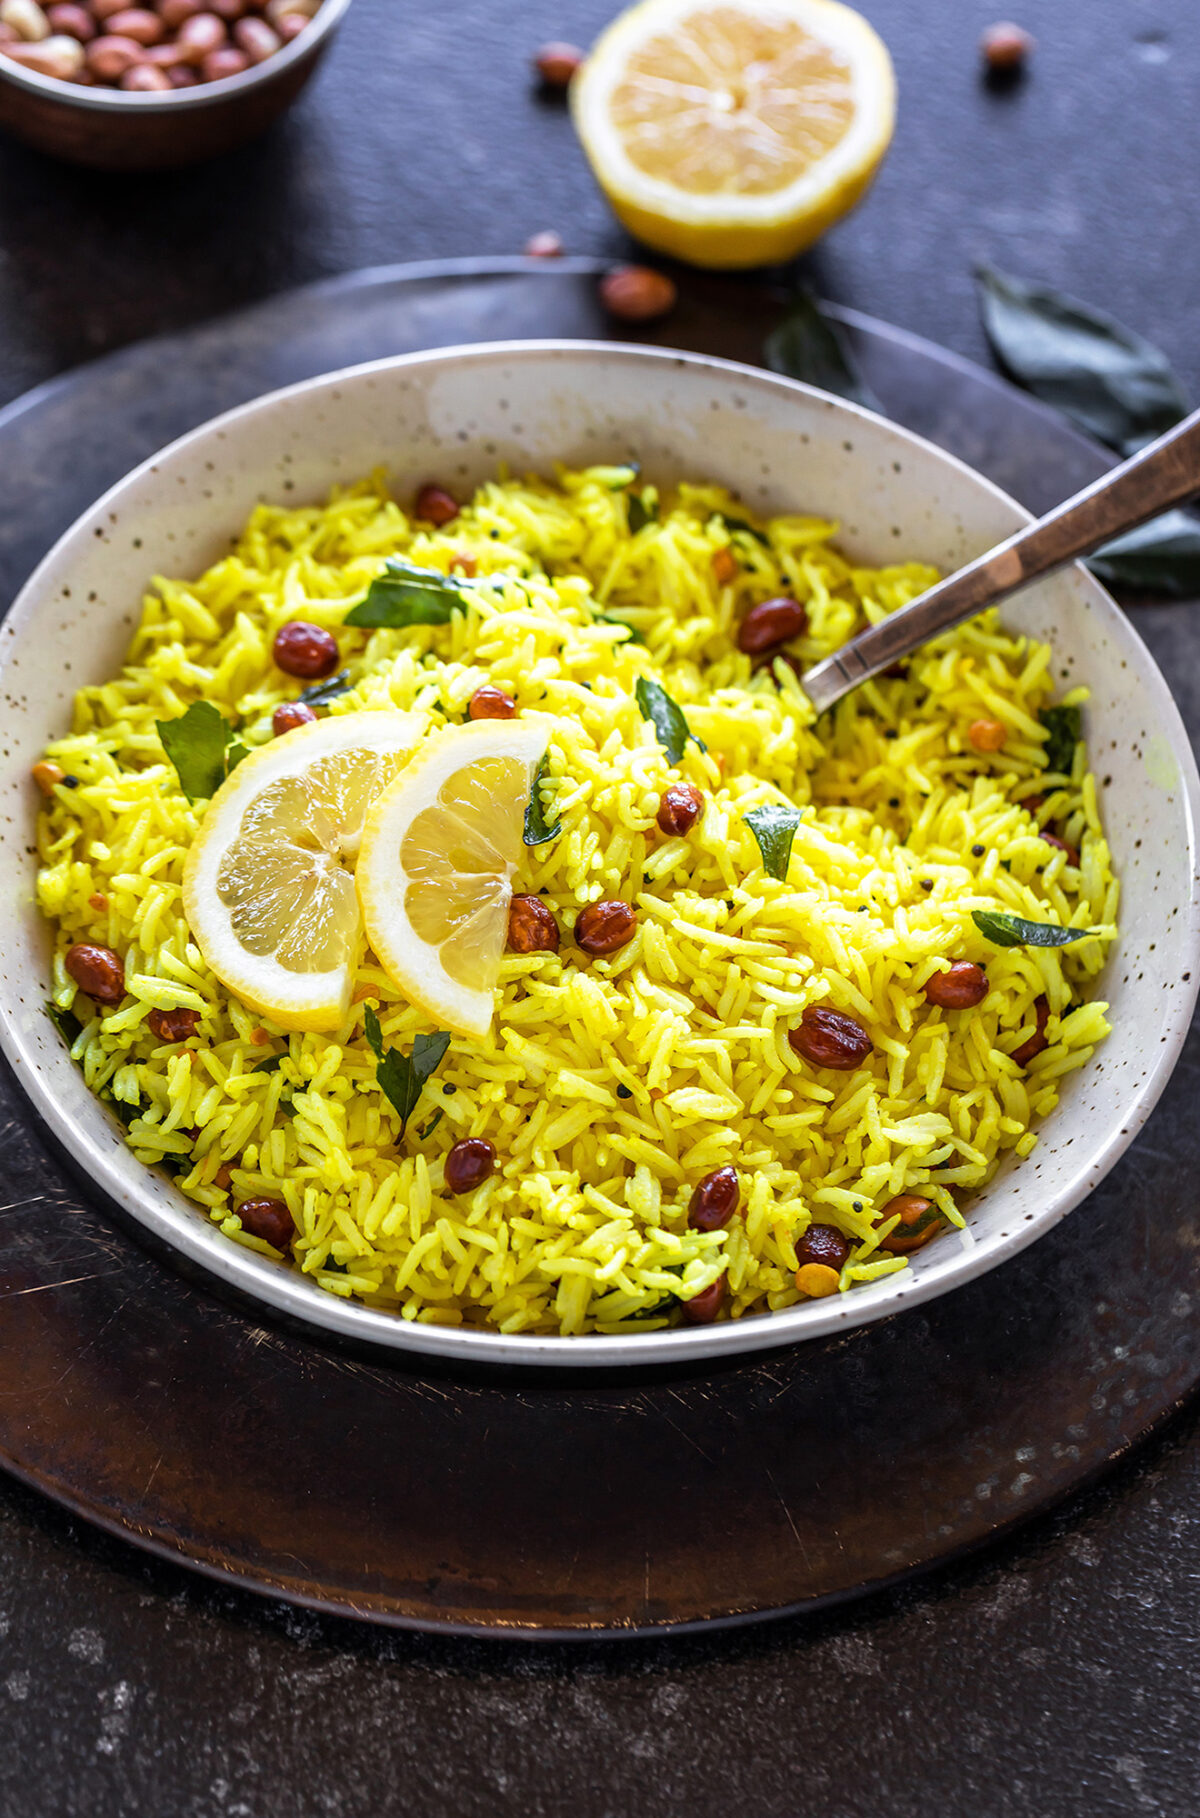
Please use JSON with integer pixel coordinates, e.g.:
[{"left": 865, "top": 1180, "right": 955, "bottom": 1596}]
[{"left": 1, "top": 259, "right": 1196, "bottom": 1637}]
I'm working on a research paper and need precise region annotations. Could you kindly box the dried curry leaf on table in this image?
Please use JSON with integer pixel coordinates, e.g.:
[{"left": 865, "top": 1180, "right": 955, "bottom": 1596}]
[
  {"left": 975, "top": 264, "right": 1190, "bottom": 457},
  {"left": 1087, "top": 509, "right": 1200, "bottom": 599},
  {"left": 764, "top": 289, "right": 878, "bottom": 411},
  {"left": 972, "top": 909, "right": 1092, "bottom": 949},
  {"left": 743, "top": 804, "right": 802, "bottom": 881},
  {"left": 344, "top": 558, "right": 474, "bottom": 629},
  {"left": 362, "top": 1004, "right": 451, "bottom": 1137}
]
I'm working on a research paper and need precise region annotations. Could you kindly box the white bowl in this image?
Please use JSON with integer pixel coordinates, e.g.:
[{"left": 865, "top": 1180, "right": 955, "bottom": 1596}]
[{"left": 1, "top": 342, "right": 1196, "bottom": 1368}]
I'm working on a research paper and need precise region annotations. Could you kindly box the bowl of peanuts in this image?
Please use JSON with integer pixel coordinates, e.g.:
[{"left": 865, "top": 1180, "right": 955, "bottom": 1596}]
[{"left": 0, "top": 0, "right": 353, "bottom": 168}]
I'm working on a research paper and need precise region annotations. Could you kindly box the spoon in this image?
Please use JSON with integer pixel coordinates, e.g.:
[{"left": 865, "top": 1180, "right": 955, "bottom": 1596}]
[{"left": 800, "top": 404, "right": 1200, "bottom": 714}]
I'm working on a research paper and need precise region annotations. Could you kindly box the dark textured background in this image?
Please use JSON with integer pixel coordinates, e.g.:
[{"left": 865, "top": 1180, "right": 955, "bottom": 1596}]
[{"left": 1, "top": 1, "right": 1198, "bottom": 1813}]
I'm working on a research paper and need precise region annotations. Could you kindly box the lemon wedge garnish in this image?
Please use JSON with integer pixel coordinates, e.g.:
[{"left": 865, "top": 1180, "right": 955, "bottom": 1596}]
[
  {"left": 571, "top": 0, "right": 895, "bottom": 269},
  {"left": 182, "top": 711, "right": 426, "bottom": 1032},
  {"left": 356, "top": 719, "right": 552, "bottom": 1040}
]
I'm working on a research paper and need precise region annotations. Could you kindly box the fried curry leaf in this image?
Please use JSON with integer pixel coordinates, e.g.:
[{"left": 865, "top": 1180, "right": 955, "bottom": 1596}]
[
  {"left": 596, "top": 611, "right": 647, "bottom": 645},
  {"left": 298, "top": 668, "right": 355, "bottom": 707},
  {"left": 1038, "top": 704, "right": 1081, "bottom": 775},
  {"left": 975, "top": 265, "right": 1189, "bottom": 456},
  {"left": 722, "top": 514, "right": 771, "bottom": 548},
  {"left": 363, "top": 1004, "right": 451, "bottom": 1137},
  {"left": 743, "top": 804, "right": 802, "bottom": 881},
  {"left": 764, "top": 289, "right": 877, "bottom": 411},
  {"left": 251, "top": 1053, "right": 286, "bottom": 1073},
  {"left": 46, "top": 1001, "right": 83, "bottom": 1048},
  {"left": 345, "top": 557, "right": 473, "bottom": 629},
  {"left": 627, "top": 490, "right": 657, "bottom": 534},
  {"left": 156, "top": 700, "right": 241, "bottom": 802},
  {"left": 971, "top": 909, "right": 1092, "bottom": 948},
  {"left": 524, "top": 754, "right": 563, "bottom": 845},
  {"left": 1087, "top": 510, "right": 1200, "bottom": 599},
  {"left": 635, "top": 677, "right": 703, "bottom": 764}
]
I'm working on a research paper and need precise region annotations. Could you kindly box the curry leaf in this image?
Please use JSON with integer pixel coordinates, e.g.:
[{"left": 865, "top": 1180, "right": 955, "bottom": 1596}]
[
  {"left": 1039, "top": 704, "right": 1081, "bottom": 775},
  {"left": 975, "top": 265, "right": 1189, "bottom": 456},
  {"left": 627, "top": 491, "right": 657, "bottom": 534},
  {"left": 298, "top": 668, "right": 355, "bottom": 707},
  {"left": 524, "top": 754, "right": 563, "bottom": 845},
  {"left": 251, "top": 1053, "right": 286, "bottom": 1073},
  {"left": 362, "top": 1004, "right": 451, "bottom": 1137},
  {"left": 345, "top": 558, "right": 473, "bottom": 629},
  {"left": 156, "top": 700, "right": 240, "bottom": 802},
  {"left": 635, "top": 677, "right": 703, "bottom": 765},
  {"left": 416, "top": 1108, "right": 444, "bottom": 1141},
  {"left": 1087, "top": 510, "right": 1200, "bottom": 598},
  {"left": 972, "top": 909, "right": 1092, "bottom": 948},
  {"left": 744, "top": 804, "right": 802, "bottom": 881},
  {"left": 46, "top": 1001, "right": 83, "bottom": 1048},
  {"left": 764, "top": 290, "right": 877, "bottom": 411},
  {"left": 722, "top": 514, "right": 771, "bottom": 548},
  {"left": 595, "top": 610, "right": 646, "bottom": 645}
]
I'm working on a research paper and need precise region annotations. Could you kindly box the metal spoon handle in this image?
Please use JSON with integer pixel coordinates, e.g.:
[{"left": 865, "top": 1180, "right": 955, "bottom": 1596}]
[{"left": 801, "top": 404, "right": 1200, "bottom": 715}]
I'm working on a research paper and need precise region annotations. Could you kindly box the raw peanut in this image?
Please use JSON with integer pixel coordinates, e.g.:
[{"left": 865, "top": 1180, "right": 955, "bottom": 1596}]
[
  {"left": 415, "top": 483, "right": 458, "bottom": 526},
  {"left": 599, "top": 265, "right": 677, "bottom": 323},
  {"left": 147, "top": 1006, "right": 199, "bottom": 1042},
  {"left": 106, "top": 7, "right": 164, "bottom": 42},
  {"left": 737, "top": 596, "right": 807, "bottom": 654},
  {"left": 712, "top": 545, "right": 738, "bottom": 585},
  {"left": 233, "top": 14, "right": 278, "bottom": 58},
  {"left": 32, "top": 761, "right": 65, "bottom": 793},
  {"left": 65, "top": 942, "right": 125, "bottom": 1005},
  {"left": 924, "top": 961, "right": 989, "bottom": 1009},
  {"left": 91, "top": 0, "right": 132, "bottom": 17},
  {"left": 468, "top": 685, "right": 516, "bottom": 721},
  {"left": 200, "top": 42, "right": 246, "bottom": 75},
  {"left": 878, "top": 1194, "right": 943, "bottom": 1254},
  {"left": 687, "top": 1166, "right": 739, "bottom": 1231},
  {"left": 272, "top": 620, "right": 338, "bottom": 678},
  {"left": 444, "top": 1139, "right": 496, "bottom": 1195},
  {"left": 533, "top": 39, "right": 582, "bottom": 86},
  {"left": 120, "top": 58, "right": 169, "bottom": 83},
  {"left": 575, "top": 900, "right": 637, "bottom": 956},
  {"left": 209, "top": 0, "right": 247, "bottom": 16},
  {"left": 795, "top": 1262, "right": 841, "bottom": 1297},
  {"left": 0, "top": 0, "right": 50, "bottom": 42},
  {"left": 968, "top": 717, "right": 1007, "bottom": 752},
  {"left": 272, "top": 701, "right": 318, "bottom": 736},
  {"left": 680, "top": 1274, "right": 726, "bottom": 1325},
  {"left": 274, "top": 12, "right": 306, "bottom": 40},
  {"left": 656, "top": 782, "right": 704, "bottom": 837},
  {"left": 524, "top": 229, "right": 563, "bottom": 257},
  {"left": 789, "top": 1005, "right": 872, "bottom": 1070},
  {"left": 157, "top": 0, "right": 202, "bottom": 25},
  {"left": 265, "top": 0, "right": 317, "bottom": 19},
  {"left": 214, "top": 1163, "right": 233, "bottom": 1191},
  {"left": 0, "top": 21, "right": 17, "bottom": 39},
  {"left": 174, "top": 10, "right": 225, "bottom": 59},
  {"left": 165, "top": 58, "right": 195, "bottom": 80},
  {"left": 85, "top": 31, "right": 142, "bottom": 76},
  {"left": 236, "top": 1197, "right": 293, "bottom": 1250},
  {"left": 507, "top": 894, "right": 559, "bottom": 954},
  {"left": 795, "top": 1223, "right": 851, "bottom": 1271},
  {"left": 981, "top": 21, "right": 1033, "bottom": 70},
  {"left": 45, "top": 4, "right": 95, "bottom": 39}
]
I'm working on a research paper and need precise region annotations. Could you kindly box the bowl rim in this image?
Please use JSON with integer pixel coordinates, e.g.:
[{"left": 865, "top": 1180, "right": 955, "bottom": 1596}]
[
  {"left": 3, "top": 336, "right": 1198, "bottom": 1368},
  {"left": 0, "top": 0, "right": 352, "bottom": 110}
]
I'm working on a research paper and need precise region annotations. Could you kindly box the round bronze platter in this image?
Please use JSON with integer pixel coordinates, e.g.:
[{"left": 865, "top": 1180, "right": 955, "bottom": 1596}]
[{"left": 1, "top": 258, "right": 1195, "bottom": 1638}]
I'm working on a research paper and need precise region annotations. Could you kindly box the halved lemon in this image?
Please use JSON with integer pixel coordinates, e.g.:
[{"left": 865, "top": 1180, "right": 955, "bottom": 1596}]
[
  {"left": 356, "top": 719, "right": 552, "bottom": 1040},
  {"left": 571, "top": 0, "right": 896, "bottom": 269},
  {"left": 182, "top": 711, "right": 426, "bottom": 1031}
]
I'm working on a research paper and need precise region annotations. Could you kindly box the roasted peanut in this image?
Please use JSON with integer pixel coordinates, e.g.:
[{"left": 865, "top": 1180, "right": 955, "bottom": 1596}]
[
  {"left": 1042, "top": 832, "right": 1080, "bottom": 866},
  {"left": 85, "top": 31, "right": 142, "bottom": 76},
  {"left": 680, "top": 1274, "right": 726, "bottom": 1325},
  {"left": 272, "top": 700, "right": 318, "bottom": 736},
  {"left": 444, "top": 1138, "right": 496, "bottom": 1195},
  {"left": 794, "top": 1223, "right": 851, "bottom": 1271},
  {"left": 656, "top": 782, "right": 704, "bottom": 837},
  {"left": 236, "top": 1197, "right": 293, "bottom": 1250},
  {"left": 507, "top": 894, "right": 559, "bottom": 954},
  {"left": 32, "top": 760, "right": 64, "bottom": 793},
  {"left": 688, "top": 1166, "right": 740, "bottom": 1231},
  {"left": 878, "top": 1194, "right": 943, "bottom": 1254},
  {"left": 795, "top": 1262, "right": 841, "bottom": 1297},
  {"left": 199, "top": 43, "right": 245, "bottom": 75},
  {"left": 174, "top": 11, "right": 226, "bottom": 60},
  {"left": 712, "top": 545, "right": 738, "bottom": 586},
  {"left": 468, "top": 685, "right": 516, "bottom": 721},
  {"left": 788, "top": 1005, "right": 872, "bottom": 1070},
  {"left": 1012, "top": 995, "right": 1050, "bottom": 1067},
  {"left": 65, "top": 942, "right": 125, "bottom": 1004},
  {"left": 575, "top": 899, "right": 637, "bottom": 956},
  {"left": 599, "top": 265, "right": 677, "bottom": 322},
  {"left": 968, "top": 718, "right": 1007, "bottom": 752},
  {"left": 273, "top": 620, "right": 338, "bottom": 679},
  {"left": 415, "top": 483, "right": 459, "bottom": 527},
  {"left": 924, "top": 961, "right": 989, "bottom": 1009},
  {"left": 147, "top": 1006, "right": 200, "bottom": 1042},
  {"left": 45, "top": 4, "right": 94, "bottom": 39},
  {"left": 737, "top": 596, "right": 807, "bottom": 654}
]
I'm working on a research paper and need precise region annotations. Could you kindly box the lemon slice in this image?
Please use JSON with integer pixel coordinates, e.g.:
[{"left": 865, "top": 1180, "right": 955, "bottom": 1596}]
[
  {"left": 182, "top": 711, "right": 426, "bottom": 1032},
  {"left": 571, "top": 0, "right": 895, "bottom": 269},
  {"left": 356, "top": 719, "right": 552, "bottom": 1039}
]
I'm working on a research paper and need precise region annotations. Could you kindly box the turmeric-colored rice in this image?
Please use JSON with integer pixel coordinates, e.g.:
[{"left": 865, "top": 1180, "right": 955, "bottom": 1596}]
[{"left": 36, "top": 465, "right": 1118, "bottom": 1334}]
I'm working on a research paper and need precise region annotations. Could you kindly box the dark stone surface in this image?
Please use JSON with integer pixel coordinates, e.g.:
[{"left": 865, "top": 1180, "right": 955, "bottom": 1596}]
[{"left": 0, "top": 1, "right": 1199, "bottom": 1813}]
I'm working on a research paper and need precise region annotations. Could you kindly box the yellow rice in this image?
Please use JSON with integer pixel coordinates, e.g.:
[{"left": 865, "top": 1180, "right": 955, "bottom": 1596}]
[{"left": 36, "top": 466, "right": 1118, "bottom": 1334}]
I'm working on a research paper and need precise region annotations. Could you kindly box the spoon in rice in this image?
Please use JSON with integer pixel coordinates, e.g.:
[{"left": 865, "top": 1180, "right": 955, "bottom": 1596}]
[{"left": 800, "top": 404, "right": 1200, "bottom": 713}]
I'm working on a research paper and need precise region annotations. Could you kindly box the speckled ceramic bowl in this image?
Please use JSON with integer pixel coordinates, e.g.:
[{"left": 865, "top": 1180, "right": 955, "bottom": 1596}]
[{"left": 0, "top": 341, "right": 1196, "bottom": 1367}]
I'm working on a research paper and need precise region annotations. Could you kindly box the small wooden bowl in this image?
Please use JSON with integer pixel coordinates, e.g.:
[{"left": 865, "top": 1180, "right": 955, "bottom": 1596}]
[{"left": 0, "top": 0, "right": 354, "bottom": 171}]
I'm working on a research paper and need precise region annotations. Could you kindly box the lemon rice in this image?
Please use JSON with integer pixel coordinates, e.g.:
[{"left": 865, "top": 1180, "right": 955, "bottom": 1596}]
[{"left": 36, "top": 464, "right": 1117, "bottom": 1335}]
